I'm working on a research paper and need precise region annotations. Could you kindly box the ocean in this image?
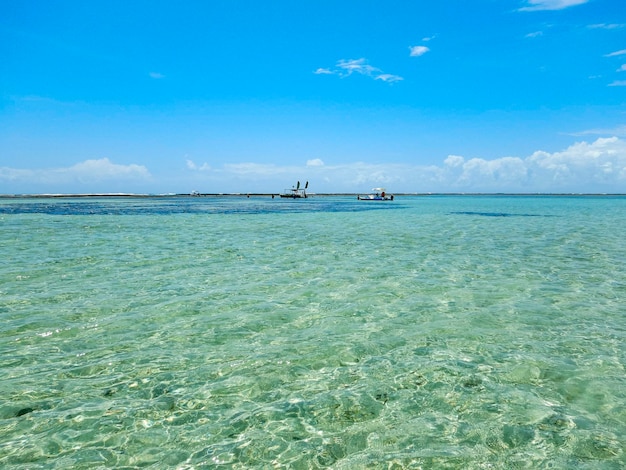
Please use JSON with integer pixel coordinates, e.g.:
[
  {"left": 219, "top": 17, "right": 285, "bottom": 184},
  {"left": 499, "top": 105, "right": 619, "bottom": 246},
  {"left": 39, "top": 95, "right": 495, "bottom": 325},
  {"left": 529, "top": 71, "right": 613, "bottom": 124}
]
[{"left": 1, "top": 195, "right": 625, "bottom": 469}]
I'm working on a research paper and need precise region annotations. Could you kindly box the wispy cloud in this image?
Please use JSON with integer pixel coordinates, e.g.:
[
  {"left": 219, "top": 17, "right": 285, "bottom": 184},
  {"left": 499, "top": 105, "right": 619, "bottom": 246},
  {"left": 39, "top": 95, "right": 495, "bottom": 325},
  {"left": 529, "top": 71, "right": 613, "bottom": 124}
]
[
  {"left": 609, "top": 80, "right": 626, "bottom": 87},
  {"left": 525, "top": 31, "right": 544, "bottom": 38},
  {"left": 588, "top": 23, "right": 625, "bottom": 30},
  {"left": 409, "top": 45, "right": 430, "bottom": 57},
  {"left": 617, "top": 65, "right": 626, "bottom": 72},
  {"left": 66, "top": 158, "right": 150, "bottom": 178},
  {"left": 314, "top": 58, "right": 403, "bottom": 83},
  {"left": 569, "top": 125, "right": 626, "bottom": 137},
  {"left": 518, "top": 0, "right": 588, "bottom": 12},
  {"left": 337, "top": 58, "right": 379, "bottom": 76},
  {"left": 149, "top": 72, "right": 165, "bottom": 79},
  {"left": 222, "top": 162, "right": 284, "bottom": 176},
  {"left": 605, "top": 49, "right": 626, "bottom": 57}
]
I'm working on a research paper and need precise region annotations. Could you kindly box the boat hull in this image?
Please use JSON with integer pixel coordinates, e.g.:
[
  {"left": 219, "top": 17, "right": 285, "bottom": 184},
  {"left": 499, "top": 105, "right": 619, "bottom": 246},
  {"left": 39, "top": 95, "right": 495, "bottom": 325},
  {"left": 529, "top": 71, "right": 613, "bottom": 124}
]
[{"left": 357, "top": 195, "right": 393, "bottom": 201}]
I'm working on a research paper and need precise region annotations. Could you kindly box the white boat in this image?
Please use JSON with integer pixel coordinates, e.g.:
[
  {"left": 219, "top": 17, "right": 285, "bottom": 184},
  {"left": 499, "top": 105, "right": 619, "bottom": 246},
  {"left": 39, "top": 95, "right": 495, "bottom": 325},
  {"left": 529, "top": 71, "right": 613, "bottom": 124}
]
[{"left": 357, "top": 188, "right": 393, "bottom": 201}]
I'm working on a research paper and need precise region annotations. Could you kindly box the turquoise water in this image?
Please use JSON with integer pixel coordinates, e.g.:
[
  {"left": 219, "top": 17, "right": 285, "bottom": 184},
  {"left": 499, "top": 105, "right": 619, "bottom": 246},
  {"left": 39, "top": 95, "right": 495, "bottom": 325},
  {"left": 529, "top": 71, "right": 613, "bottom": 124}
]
[{"left": 1, "top": 195, "right": 625, "bottom": 469}]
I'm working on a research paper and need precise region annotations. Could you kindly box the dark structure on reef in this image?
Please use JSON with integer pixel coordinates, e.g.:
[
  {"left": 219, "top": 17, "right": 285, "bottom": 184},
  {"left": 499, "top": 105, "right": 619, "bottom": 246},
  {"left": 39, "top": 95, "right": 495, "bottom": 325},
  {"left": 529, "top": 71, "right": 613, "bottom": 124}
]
[{"left": 280, "top": 181, "right": 309, "bottom": 198}]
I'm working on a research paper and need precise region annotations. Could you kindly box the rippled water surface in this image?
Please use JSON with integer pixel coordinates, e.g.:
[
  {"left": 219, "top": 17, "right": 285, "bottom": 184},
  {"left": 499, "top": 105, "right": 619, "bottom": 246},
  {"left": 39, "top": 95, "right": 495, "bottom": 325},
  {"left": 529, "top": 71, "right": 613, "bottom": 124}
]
[{"left": 1, "top": 195, "right": 625, "bottom": 469}]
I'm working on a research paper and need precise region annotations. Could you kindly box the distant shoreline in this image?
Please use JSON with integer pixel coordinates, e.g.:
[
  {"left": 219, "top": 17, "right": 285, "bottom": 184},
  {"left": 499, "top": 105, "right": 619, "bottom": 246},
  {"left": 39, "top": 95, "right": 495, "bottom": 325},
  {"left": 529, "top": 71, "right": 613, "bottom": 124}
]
[{"left": 1, "top": 193, "right": 625, "bottom": 199}]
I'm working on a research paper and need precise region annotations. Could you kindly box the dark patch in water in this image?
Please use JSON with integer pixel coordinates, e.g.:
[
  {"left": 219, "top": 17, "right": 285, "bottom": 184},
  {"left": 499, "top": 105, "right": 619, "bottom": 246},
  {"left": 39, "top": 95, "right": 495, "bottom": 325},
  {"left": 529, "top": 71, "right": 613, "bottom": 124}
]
[
  {"left": 15, "top": 407, "right": 34, "bottom": 417},
  {"left": 374, "top": 392, "right": 389, "bottom": 404},
  {"left": 451, "top": 211, "right": 553, "bottom": 218},
  {"left": 0, "top": 198, "right": 405, "bottom": 216}
]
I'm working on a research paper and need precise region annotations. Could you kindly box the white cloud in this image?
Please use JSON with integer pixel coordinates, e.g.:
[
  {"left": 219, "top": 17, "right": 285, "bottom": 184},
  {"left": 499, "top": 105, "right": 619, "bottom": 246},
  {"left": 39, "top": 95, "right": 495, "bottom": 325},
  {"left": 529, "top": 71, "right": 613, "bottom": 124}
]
[
  {"left": 425, "top": 137, "right": 626, "bottom": 192},
  {"left": 314, "top": 58, "right": 403, "bottom": 83},
  {"left": 4, "top": 139, "right": 626, "bottom": 194},
  {"left": 525, "top": 31, "right": 543, "bottom": 38},
  {"left": 617, "top": 65, "right": 626, "bottom": 72},
  {"left": 375, "top": 73, "right": 403, "bottom": 83},
  {"left": 149, "top": 72, "right": 165, "bottom": 79},
  {"left": 444, "top": 155, "right": 465, "bottom": 168},
  {"left": 524, "top": 137, "right": 626, "bottom": 188},
  {"left": 336, "top": 58, "right": 380, "bottom": 76},
  {"left": 186, "top": 159, "right": 211, "bottom": 171},
  {"left": 605, "top": 49, "right": 626, "bottom": 57},
  {"left": 444, "top": 156, "right": 528, "bottom": 188},
  {"left": 409, "top": 45, "right": 430, "bottom": 57},
  {"left": 0, "top": 158, "right": 151, "bottom": 192},
  {"left": 188, "top": 137, "right": 626, "bottom": 193},
  {"left": 313, "top": 68, "right": 333, "bottom": 75},
  {"left": 518, "top": 0, "right": 588, "bottom": 12},
  {"left": 609, "top": 80, "right": 626, "bottom": 87}
]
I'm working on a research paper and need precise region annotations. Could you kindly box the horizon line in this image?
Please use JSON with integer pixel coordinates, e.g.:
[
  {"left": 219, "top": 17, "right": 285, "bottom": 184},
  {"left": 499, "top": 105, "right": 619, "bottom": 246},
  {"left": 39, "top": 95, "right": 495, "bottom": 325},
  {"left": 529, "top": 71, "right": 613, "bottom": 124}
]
[{"left": 1, "top": 192, "right": 625, "bottom": 198}]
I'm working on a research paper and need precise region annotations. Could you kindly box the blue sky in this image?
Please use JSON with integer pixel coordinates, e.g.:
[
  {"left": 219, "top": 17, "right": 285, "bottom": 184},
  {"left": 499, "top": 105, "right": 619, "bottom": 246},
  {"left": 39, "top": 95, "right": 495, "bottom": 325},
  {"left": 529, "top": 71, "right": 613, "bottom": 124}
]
[{"left": 1, "top": 0, "right": 625, "bottom": 194}]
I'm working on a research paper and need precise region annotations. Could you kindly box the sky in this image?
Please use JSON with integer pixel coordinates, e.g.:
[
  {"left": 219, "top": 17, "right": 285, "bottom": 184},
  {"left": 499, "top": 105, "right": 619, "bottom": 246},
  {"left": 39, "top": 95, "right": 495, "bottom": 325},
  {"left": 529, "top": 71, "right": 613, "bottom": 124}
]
[{"left": 1, "top": 0, "right": 626, "bottom": 194}]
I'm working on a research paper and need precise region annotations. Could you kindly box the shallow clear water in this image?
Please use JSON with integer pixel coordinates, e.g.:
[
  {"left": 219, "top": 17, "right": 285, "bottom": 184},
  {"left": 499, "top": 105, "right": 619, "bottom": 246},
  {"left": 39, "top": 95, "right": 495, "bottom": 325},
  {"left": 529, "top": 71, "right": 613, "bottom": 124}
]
[{"left": 1, "top": 195, "right": 625, "bottom": 469}]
